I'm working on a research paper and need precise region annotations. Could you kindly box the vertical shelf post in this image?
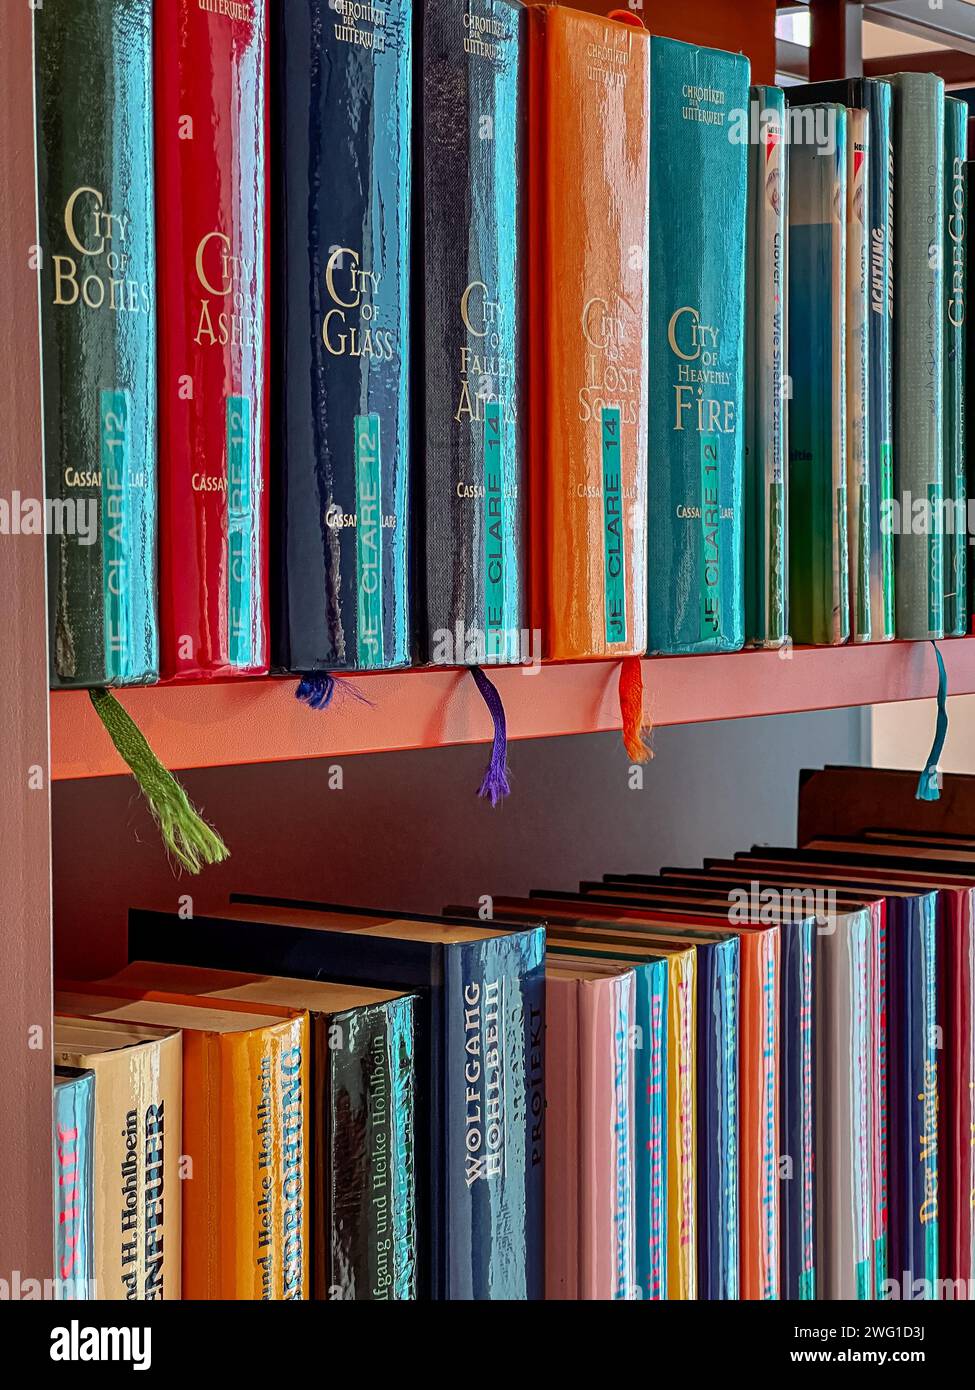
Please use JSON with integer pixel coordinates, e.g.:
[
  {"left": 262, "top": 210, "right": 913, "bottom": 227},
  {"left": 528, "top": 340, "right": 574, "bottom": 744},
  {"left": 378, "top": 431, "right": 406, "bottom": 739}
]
[
  {"left": 0, "top": 5, "right": 55, "bottom": 1287},
  {"left": 809, "top": 0, "right": 865, "bottom": 79}
]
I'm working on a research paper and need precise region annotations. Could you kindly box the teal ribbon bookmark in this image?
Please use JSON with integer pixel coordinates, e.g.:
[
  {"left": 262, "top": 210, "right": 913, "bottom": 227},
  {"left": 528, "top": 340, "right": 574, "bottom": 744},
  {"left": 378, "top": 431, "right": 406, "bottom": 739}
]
[{"left": 916, "top": 642, "right": 948, "bottom": 802}]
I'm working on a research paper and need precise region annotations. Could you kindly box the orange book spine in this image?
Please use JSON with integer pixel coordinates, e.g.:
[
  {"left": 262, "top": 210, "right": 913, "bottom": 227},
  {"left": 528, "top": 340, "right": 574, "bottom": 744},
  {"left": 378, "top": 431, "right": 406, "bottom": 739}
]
[
  {"left": 183, "top": 1015, "right": 310, "bottom": 1300},
  {"left": 528, "top": 5, "right": 649, "bottom": 659}
]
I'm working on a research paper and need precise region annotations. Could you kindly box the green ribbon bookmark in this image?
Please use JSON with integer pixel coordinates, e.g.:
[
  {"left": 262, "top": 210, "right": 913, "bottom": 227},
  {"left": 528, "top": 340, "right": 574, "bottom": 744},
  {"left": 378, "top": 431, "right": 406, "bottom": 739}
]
[
  {"left": 88, "top": 688, "right": 230, "bottom": 873},
  {"left": 915, "top": 642, "right": 948, "bottom": 803}
]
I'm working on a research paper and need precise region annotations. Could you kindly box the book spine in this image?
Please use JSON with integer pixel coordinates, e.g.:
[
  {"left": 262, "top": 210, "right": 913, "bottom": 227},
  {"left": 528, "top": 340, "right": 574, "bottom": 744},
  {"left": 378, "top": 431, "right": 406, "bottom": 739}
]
[
  {"left": 418, "top": 0, "right": 527, "bottom": 667},
  {"left": 891, "top": 73, "right": 945, "bottom": 639},
  {"left": 35, "top": 0, "right": 158, "bottom": 688},
  {"left": 273, "top": 0, "right": 412, "bottom": 672},
  {"left": 788, "top": 106, "right": 850, "bottom": 646},
  {"left": 633, "top": 958, "right": 668, "bottom": 1301},
  {"left": 888, "top": 896, "right": 939, "bottom": 1295},
  {"left": 184, "top": 1017, "right": 309, "bottom": 1299},
  {"left": 944, "top": 97, "right": 968, "bottom": 636},
  {"left": 527, "top": 7, "right": 649, "bottom": 659},
  {"left": 781, "top": 918, "right": 817, "bottom": 1299},
  {"left": 745, "top": 85, "right": 789, "bottom": 648},
  {"left": 544, "top": 973, "right": 579, "bottom": 1299},
  {"left": 938, "top": 891, "right": 974, "bottom": 1286},
  {"left": 647, "top": 38, "right": 748, "bottom": 655},
  {"left": 847, "top": 109, "right": 873, "bottom": 643},
  {"left": 697, "top": 938, "right": 740, "bottom": 1300},
  {"left": 666, "top": 946, "right": 698, "bottom": 1300},
  {"left": 155, "top": 0, "right": 269, "bottom": 677},
  {"left": 578, "top": 973, "right": 635, "bottom": 1300},
  {"left": 445, "top": 930, "right": 545, "bottom": 1299},
  {"left": 53, "top": 1071, "right": 95, "bottom": 1299},
  {"left": 328, "top": 998, "right": 418, "bottom": 1299},
  {"left": 865, "top": 82, "right": 897, "bottom": 641}
]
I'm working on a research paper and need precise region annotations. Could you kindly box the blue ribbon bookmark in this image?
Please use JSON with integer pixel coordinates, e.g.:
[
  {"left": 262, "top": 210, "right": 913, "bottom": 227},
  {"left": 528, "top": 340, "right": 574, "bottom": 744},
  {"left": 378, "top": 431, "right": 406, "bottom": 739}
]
[{"left": 916, "top": 642, "right": 948, "bottom": 802}]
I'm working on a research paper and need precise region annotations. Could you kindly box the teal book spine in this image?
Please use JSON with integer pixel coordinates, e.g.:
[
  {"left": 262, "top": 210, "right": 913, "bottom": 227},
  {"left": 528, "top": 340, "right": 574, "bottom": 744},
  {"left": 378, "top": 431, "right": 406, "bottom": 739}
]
[
  {"left": 647, "top": 37, "right": 749, "bottom": 655},
  {"left": 890, "top": 73, "right": 945, "bottom": 639},
  {"left": 745, "top": 86, "right": 789, "bottom": 648},
  {"left": 847, "top": 108, "right": 872, "bottom": 643},
  {"left": 53, "top": 1067, "right": 95, "bottom": 1300},
  {"left": 866, "top": 82, "right": 896, "bottom": 642},
  {"left": 788, "top": 106, "right": 850, "bottom": 645},
  {"left": 944, "top": 96, "right": 968, "bottom": 636},
  {"left": 35, "top": 0, "right": 158, "bottom": 688}
]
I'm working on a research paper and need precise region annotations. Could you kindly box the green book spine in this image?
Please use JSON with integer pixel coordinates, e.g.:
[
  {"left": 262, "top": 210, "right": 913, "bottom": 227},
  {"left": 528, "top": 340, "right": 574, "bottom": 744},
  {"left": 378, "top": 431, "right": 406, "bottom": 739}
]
[
  {"left": 647, "top": 37, "right": 749, "bottom": 655},
  {"left": 847, "top": 108, "right": 872, "bottom": 643},
  {"left": 35, "top": 0, "right": 158, "bottom": 688},
  {"left": 328, "top": 997, "right": 417, "bottom": 1300},
  {"left": 788, "top": 106, "right": 850, "bottom": 645},
  {"left": 745, "top": 86, "right": 789, "bottom": 648},
  {"left": 890, "top": 73, "right": 945, "bottom": 640},
  {"left": 944, "top": 96, "right": 968, "bottom": 636}
]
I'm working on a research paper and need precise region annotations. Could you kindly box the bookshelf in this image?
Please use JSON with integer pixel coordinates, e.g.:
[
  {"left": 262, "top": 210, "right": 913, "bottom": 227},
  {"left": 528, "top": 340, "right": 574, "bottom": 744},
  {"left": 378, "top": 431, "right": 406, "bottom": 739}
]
[
  {"left": 51, "top": 639, "right": 961, "bottom": 779},
  {"left": 1, "top": 0, "right": 972, "bottom": 1298}
]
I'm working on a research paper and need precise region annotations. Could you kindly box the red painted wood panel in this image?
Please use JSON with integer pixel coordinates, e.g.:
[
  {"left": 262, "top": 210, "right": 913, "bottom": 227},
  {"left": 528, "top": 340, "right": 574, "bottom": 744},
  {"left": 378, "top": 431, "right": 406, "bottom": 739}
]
[{"left": 573, "top": 0, "right": 778, "bottom": 85}]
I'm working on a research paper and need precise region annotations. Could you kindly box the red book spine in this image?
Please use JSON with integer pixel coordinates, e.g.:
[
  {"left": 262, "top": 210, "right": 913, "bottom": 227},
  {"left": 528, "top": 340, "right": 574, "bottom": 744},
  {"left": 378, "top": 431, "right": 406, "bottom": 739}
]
[{"left": 155, "top": 0, "right": 269, "bottom": 678}]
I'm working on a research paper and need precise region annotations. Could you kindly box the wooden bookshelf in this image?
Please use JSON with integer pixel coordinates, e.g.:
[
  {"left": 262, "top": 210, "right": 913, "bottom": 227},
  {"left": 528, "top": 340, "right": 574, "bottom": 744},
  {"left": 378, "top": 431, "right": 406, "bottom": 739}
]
[{"left": 51, "top": 638, "right": 963, "bottom": 779}]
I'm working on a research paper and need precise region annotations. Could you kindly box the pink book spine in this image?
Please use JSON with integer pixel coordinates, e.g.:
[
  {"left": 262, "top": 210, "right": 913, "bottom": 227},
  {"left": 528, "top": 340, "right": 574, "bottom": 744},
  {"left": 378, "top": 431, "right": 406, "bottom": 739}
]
[
  {"left": 579, "top": 973, "right": 635, "bottom": 1300},
  {"left": 545, "top": 973, "right": 579, "bottom": 1299}
]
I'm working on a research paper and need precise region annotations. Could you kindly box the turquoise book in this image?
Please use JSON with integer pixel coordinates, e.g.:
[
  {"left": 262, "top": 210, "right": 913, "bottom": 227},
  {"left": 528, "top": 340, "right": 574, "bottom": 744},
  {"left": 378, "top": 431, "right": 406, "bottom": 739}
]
[
  {"left": 889, "top": 73, "right": 945, "bottom": 639},
  {"left": 745, "top": 85, "right": 789, "bottom": 649},
  {"left": 647, "top": 36, "right": 749, "bottom": 655},
  {"left": 944, "top": 96, "right": 967, "bottom": 636},
  {"left": 788, "top": 105, "right": 850, "bottom": 645},
  {"left": 846, "top": 109, "right": 872, "bottom": 643}
]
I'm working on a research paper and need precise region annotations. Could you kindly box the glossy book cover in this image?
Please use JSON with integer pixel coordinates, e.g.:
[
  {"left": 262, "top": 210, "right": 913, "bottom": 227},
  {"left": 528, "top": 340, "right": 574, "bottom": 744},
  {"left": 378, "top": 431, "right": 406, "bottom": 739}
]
[
  {"left": 889, "top": 73, "right": 945, "bottom": 640},
  {"left": 417, "top": 0, "right": 528, "bottom": 667},
  {"left": 527, "top": 5, "right": 649, "bottom": 659},
  {"left": 846, "top": 109, "right": 872, "bottom": 643},
  {"left": 35, "top": 0, "right": 158, "bottom": 688},
  {"left": 944, "top": 96, "right": 967, "bottom": 636},
  {"left": 273, "top": 0, "right": 412, "bottom": 672},
  {"left": 788, "top": 106, "right": 850, "bottom": 646},
  {"left": 745, "top": 85, "right": 789, "bottom": 649},
  {"left": 785, "top": 79, "right": 896, "bottom": 641},
  {"left": 155, "top": 0, "right": 270, "bottom": 677},
  {"left": 647, "top": 37, "right": 749, "bottom": 655},
  {"left": 53, "top": 1068, "right": 95, "bottom": 1300}
]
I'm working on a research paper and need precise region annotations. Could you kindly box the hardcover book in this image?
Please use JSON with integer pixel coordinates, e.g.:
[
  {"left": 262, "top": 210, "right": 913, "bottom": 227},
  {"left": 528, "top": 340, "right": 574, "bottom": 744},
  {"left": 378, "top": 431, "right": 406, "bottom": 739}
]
[
  {"left": 888, "top": 73, "right": 946, "bottom": 639},
  {"left": 944, "top": 96, "right": 968, "bottom": 636},
  {"left": 527, "top": 5, "right": 649, "bottom": 659},
  {"left": 130, "top": 900, "right": 545, "bottom": 1301},
  {"left": 273, "top": 0, "right": 412, "bottom": 673},
  {"left": 846, "top": 109, "right": 873, "bottom": 643},
  {"left": 155, "top": 0, "right": 269, "bottom": 677},
  {"left": 788, "top": 105, "right": 850, "bottom": 645},
  {"left": 53, "top": 1067, "right": 95, "bottom": 1300},
  {"left": 57, "top": 985, "right": 310, "bottom": 1301},
  {"left": 417, "top": 0, "right": 528, "bottom": 667},
  {"left": 96, "top": 960, "right": 419, "bottom": 1301},
  {"left": 53, "top": 1018, "right": 182, "bottom": 1300},
  {"left": 564, "top": 886, "right": 781, "bottom": 1300},
  {"left": 745, "top": 85, "right": 789, "bottom": 649},
  {"left": 544, "top": 962, "right": 636, "bottom": 1299},
  {"left": 620, "top": 874, "right": 817, "bottom": 1300},
  {"left": 647, "top": 37, "right": 749, "bottom": 655},
  {"left": 785, "top": 79, "right": 896, "bottom": 641},
  {"left": 35, "top": 0, "right": 158, "bottom": 688}
]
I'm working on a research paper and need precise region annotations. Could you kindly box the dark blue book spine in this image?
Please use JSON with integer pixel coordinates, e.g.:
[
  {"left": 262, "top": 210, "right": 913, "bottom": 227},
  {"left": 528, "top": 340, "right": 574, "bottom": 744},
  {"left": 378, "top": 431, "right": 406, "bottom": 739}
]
[
  {"left": 697, "top": 937, "right": 740, "bottom": 1300},
  {"left": 273, "top": 0, "right": 412, "bottom": 672},
  {"left": 445, "top": 932, "right": 544, "bottom": 1299},
  {"left": 53, "top": 1067, "right": 95, "bottom": 1299},
  {"left": 418, "top": 0, "right": 527, "bottom": 667},
  {"left": 887, "top": 893, "right": 939, "bottom": 1293},
  {"left": 780, "top": 916, "right": 817, "bottom": 1299}
]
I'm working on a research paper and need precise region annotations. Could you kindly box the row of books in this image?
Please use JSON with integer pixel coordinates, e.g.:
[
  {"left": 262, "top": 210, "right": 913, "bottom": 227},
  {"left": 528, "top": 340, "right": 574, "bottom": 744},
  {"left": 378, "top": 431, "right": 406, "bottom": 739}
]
[
  {"left": 52, "top": 766, "right": 975, "bottom": 1300},
  {"left": 35, "top": 2, "right": 971, "bottom": 695}
]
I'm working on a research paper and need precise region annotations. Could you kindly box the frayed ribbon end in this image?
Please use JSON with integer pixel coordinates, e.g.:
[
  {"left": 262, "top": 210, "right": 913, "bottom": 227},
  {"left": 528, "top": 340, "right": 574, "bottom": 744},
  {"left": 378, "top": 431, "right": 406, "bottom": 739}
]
[
  {"left": 470, "top": 665, "right": 511, "bottom": 806},
  {"left": 619, "top": 656, "right": 652, "bottom": 763},
  {"left": 916, "top": 641, "right": 948, "bottom": 802},
  {"left": 296, "top": 673, "right": 336, "bottom": 709}
]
